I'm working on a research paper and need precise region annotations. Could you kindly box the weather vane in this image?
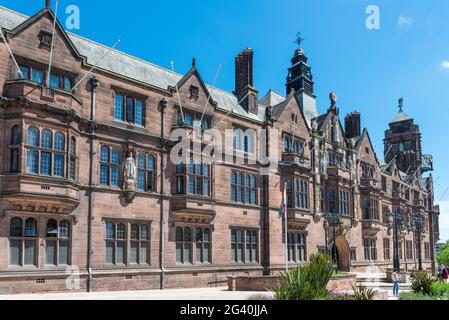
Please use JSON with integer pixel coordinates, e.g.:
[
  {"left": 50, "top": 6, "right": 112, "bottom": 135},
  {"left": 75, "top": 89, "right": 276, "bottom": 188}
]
[
  {"left": 398, "top": 97, "right": 404, "bottom": 112},
  {"left": 295, "top": 32, "right": 305, "bottom": 48}
]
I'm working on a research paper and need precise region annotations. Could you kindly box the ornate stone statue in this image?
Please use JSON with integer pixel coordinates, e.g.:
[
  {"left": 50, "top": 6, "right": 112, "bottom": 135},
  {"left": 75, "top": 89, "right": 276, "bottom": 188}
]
[
  {"left": 123, "top": 152, "right": 137, "bottom": 191},
  {"left": 320, "top": 143, "right": 328, "bottom": 175},
  {"left": 349, "top": 157, "right": 357, "bottom": 186}
]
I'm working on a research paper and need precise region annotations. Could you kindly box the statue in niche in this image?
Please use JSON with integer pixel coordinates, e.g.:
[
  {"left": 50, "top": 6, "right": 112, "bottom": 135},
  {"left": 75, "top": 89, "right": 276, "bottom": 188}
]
[
  {"left": 320, "top": 143, "right": 328, "bottom": 175},
  {"left": 123, "top": 152, "right": 137, "bottom": 191}
]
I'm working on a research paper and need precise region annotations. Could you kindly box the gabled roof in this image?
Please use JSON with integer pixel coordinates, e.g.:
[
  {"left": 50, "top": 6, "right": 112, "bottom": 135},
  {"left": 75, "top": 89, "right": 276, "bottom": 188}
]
[
  {"left": 259, "top": 89, "right": 285, "bottom": 107},
  {"left": 174, "top": 65, "right": 217, "bottom": 108},
  {"left": 355, "top": 128, "right": 380, "bottom": 166},
  {"left": 272, "top": 90, "right": 310, "bottom": 131},
  {"left": 0, "top": 6, "right": 268, "bottom": 123},
  {"left": 312, "top": 110, "right": 346, "bottom": 141},
  {"left": 4, "top": 8, "right": 82, "bottom": 60}
]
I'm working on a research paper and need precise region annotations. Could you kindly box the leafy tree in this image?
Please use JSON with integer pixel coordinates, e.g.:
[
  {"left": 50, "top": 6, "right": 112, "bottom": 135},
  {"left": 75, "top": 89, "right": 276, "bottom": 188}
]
[{"left": 436, "top": 241, "right": 449, "bottom": 267}]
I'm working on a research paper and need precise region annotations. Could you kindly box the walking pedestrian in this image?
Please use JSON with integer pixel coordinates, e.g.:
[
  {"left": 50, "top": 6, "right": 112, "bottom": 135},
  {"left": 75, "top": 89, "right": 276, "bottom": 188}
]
[
  {"left": 392, "top": 270, "right": 400, "bottom": 297},
  {"left": 442, "top": 266, "right": 449, "bottom": 283}
]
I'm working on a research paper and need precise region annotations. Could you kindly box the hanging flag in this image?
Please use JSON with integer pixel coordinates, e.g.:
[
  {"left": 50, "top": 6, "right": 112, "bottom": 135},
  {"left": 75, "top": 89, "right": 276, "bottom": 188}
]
[{"left": 279, "top": 183, "right": 287, "bottom": 219}]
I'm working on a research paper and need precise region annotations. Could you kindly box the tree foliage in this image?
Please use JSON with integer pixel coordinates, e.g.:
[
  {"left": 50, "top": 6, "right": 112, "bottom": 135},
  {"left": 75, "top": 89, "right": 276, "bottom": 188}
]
[{"left": 436, "top": 240, "right": 449, "bottom": 266}]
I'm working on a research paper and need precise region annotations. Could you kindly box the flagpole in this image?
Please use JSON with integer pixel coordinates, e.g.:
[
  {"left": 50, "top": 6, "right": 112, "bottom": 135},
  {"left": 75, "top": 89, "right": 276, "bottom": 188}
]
[{"left": 284, "top": 182, "right": 288, "bottom": 273}]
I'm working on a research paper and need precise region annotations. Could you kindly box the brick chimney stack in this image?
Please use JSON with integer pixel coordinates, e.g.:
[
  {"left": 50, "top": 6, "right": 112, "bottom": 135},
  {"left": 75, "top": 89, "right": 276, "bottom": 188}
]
[
  {"left": 235, "top": 48, "right": 258, "bottom": 114},
  {"left": 345, "top": 112, "right": 361, "bottom": 139}
]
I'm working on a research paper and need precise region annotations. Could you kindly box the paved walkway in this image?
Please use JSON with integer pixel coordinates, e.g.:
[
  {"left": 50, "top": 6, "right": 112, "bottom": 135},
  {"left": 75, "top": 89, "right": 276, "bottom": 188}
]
[{"left": 0, "top": 287, "right": 275, "bottom": 300}]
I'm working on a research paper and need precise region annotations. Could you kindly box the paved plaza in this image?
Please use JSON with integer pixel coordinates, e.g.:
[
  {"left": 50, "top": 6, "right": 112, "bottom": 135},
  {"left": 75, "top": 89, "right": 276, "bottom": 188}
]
[{"left": 0, "top": 286, "right": 402, "bottom": 300}]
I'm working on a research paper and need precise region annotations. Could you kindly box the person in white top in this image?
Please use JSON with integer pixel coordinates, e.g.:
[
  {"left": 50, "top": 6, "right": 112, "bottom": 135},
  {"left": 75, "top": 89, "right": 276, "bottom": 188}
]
[{"left": 391, "top": 270, "right": 400, "bottom": 297}]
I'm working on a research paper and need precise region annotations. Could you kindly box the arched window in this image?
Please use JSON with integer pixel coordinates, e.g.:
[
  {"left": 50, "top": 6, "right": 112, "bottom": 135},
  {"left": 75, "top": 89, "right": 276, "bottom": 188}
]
[
  {"left": 69, "top": 137, "right": 77, "bottom": 180},
  {"left": 100, "top": 146, "right": 110, "bottom": 163},
  {"left": 45, "top": 219, "right": 71, "bottom": 266},
  {"left": 176, "top": 227, "right": 192, "bottom": 264},
  {"left": 41, "top": 129, "right": 52, "bottom": 149},
  {"left": 100, "top": 146, "right": 120, "bottom": 187},
  {"left": 9, "top": 217, "right": 23, "bottom": 266},
  {"left": 137, "top": 154, "right": 146, "bottom": 190},
  {"left": 24, "top": 218, "right": 37, "bottom": 237},
  {"left": 10, "top": 217, "right": 22, "bottom": 237},
  {"left": 53, "top": 132, "right": 65, "bottom": 177},
  {"left": 196, "top": 228, "right": 211, "bottom": 263},
  {"left": 105, "top": 222, "right": 127, "bottom": 265},
  {"left": 130, "top": 224, "right": 150, "bottom": 264},
  {"left": 11, "top": 125, "right": 21, "bottom": 145},
  {"left": 147, "top": 155, "right": 156, "bottom": 192},
  {"left": 54, "top": 132, "right": 65, "bottom": 151},
  {"left": 46, "top": 219, "right": 58, "bottom": 238},
  {"left": 17, "top": 218, "right": 37, "bottom": 266},
  {"left": 28, "top": 127, "right": 39, "bottom": 147},
  {"left": 10, "top": 126, "right": 21, "bottom": 173}
]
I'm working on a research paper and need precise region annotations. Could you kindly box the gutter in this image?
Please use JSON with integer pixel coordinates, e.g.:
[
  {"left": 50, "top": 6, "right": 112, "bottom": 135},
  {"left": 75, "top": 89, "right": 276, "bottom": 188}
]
[
  {"left": 159, "top": 99, "right": 167, "bottom": 290},
  {"left": 87, "top": 77, "right": 99, "bottom": 292}
]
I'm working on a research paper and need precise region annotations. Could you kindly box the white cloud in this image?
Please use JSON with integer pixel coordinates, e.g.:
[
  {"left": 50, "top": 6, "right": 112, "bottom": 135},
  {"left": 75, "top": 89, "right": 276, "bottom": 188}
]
[
  {"left": 442, "top": 61, "right": 449, "bottom": 69},
  {"left": 398, "top": 15, "right": 414, "bottom": 28}
]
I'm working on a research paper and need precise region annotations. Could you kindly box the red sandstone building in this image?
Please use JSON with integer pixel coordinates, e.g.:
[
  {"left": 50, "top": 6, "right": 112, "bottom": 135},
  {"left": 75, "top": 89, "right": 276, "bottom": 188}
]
[{"left": 0, "top": 3, "right": 440, "bottom": 294}]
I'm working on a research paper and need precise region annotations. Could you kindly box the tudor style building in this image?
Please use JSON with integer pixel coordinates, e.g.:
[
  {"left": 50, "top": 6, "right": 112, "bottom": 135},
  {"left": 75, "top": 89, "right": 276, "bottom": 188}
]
[{"left": 0, "top": 3, "right": 440, "bottom": 294}]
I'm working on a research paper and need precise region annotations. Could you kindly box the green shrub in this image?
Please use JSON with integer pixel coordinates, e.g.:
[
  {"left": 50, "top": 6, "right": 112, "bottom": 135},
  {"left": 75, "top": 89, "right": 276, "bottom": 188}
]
[
  {"left": 399, "top": 292, "right": 437, "bottom": 300},
  {"left": 247, "top": 294, "right": 274, "bottom": 300},
  {"left": 352, "top": 285, "right": 378, "bottom": 300},
  {"left": 273, "top": 253, "right": 334, "bottom": 300},
  {"left": 410, "top": 272, "right": 436, "bottom": 295},
  {"left": 431, "top": 281, "right": 449, "bottom": 297}
]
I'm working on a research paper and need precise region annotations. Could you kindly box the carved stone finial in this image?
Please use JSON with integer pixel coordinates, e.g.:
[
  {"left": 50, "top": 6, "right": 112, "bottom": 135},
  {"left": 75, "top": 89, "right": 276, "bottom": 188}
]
[
  {"left": 192, "top": 57, "right": 197, "bottom": 68},
  {"left": 330, "top": 92, "right": 337, "bottom": 106}
]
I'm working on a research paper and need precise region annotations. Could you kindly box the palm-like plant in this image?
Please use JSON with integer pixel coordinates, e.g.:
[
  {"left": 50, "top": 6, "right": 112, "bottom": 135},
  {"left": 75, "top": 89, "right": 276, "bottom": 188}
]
[
  {"left": 273, "top": 253, "right": 334, "bottom": 300},
  {"left": 352, "top": 285, "right": 378, "bottom": 300}
]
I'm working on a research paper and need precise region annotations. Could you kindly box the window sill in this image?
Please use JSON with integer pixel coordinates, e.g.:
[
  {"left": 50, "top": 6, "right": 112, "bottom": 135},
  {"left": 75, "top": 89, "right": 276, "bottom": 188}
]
[{"left": 114, "top": 120, "right": 144, "bottom": 128}]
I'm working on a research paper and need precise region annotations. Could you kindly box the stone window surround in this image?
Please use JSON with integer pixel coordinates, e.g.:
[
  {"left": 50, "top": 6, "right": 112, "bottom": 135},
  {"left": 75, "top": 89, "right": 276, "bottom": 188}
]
[
  {"left": 102, "top": 218, "right": 152, "bottom": 267},
  {"left": 173, "top": 223, "right": 212, "bottom": 265},
  {"left": 9, "top": 123, "right": 22, "bottom": 173},
  {"left": 25, "top": 124, "right": 69, "bottom": 178},
  {"left": 285, "top": 177, "right": 309, "bottom": 210},
  {"left": 287, "top": 231, "right": 307, "bottom": 263},
  {"left": 231, "top": 170, "right": 257, "bottom": 205},
  {"left": 6, "top": 213, "right": 75, "bottom": 270},
  {"left": 174, "top": 160, "right": 211, "bottom": 197},
  {"left": 136, "top": 152, "right": 157, "bottom": 193},
  {"left": 113, "top": 90, "right": 146, "bottom": 126},
  {"left": 363, "top": 237, "right": 378, "bottom": 262},
  {"left": 229, "top": 226, "right": 260, "bottom": 265}
]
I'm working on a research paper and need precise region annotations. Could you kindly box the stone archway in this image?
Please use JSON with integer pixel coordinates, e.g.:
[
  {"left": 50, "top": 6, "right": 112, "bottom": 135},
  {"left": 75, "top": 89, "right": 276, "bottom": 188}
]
[{"left": 335, "top": 236, "right": 351, "bottom": 272}]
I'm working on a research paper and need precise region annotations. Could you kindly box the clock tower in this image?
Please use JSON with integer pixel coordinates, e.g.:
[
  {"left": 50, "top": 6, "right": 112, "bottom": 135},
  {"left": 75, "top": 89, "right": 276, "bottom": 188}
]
[{"left": 384, "top": 98, "right": 423, "bottom": 177}]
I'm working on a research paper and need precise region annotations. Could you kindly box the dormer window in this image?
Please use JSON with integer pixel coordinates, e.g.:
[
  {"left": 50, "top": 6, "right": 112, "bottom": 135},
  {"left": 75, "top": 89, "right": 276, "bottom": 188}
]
[
  {"left": 189, "top": 85, "right": 199, "bottom": 100},
  {"left": 38, "top": 30, "right": 52, "bottom": 48}
]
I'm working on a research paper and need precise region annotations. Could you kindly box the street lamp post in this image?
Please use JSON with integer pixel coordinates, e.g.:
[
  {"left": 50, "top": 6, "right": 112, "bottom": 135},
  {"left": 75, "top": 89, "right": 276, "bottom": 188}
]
[
  {"left": 323, "top": 220, "right": 329, "bottom": 256},
  {"left": 411, "top": 214, "right": 424, "bottom": 271},
  {"left": 388, "top": 210, "right": 404, "bottom": 272}
]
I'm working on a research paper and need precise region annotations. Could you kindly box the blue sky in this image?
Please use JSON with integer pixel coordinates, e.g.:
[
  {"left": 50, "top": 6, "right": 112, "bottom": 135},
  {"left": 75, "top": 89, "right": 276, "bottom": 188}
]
[{"left": 2, "top": 0, "right": 449, "bottom": 241}]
